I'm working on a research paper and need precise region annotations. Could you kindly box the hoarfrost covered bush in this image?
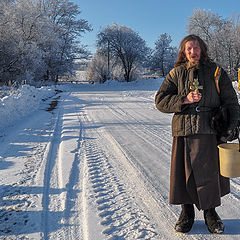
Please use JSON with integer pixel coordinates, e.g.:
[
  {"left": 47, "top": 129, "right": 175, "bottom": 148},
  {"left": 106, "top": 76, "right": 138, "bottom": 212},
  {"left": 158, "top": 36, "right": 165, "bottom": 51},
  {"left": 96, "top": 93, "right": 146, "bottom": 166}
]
[{"left": 85, "top": 51, "right": 109, "bottom": 83}]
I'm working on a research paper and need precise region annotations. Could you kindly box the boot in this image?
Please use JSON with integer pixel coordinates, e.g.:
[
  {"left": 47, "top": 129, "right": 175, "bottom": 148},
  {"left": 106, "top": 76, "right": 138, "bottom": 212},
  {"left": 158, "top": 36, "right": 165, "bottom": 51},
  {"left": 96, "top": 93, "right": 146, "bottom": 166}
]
[
  {"left": 204, "top": 208, "right": 224, "bottom": 234},
  {"left": 174, "top": 204, "right": 195, "bottom": 233}
]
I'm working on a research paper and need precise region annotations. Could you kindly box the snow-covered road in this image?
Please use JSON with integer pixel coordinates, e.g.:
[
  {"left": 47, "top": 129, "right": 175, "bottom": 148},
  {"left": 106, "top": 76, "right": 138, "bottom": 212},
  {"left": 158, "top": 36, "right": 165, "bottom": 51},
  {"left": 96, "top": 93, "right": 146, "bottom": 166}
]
[{"left": 0, "top": 80, "right": 240, "bottom": 239}]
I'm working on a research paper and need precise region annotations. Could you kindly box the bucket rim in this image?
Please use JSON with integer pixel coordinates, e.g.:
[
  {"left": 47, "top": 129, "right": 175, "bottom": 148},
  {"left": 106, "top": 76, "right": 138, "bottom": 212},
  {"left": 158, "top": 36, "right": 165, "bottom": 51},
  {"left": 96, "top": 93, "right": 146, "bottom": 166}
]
[{"left": 217, "top": 143, "right": 239, "bottom": 150}]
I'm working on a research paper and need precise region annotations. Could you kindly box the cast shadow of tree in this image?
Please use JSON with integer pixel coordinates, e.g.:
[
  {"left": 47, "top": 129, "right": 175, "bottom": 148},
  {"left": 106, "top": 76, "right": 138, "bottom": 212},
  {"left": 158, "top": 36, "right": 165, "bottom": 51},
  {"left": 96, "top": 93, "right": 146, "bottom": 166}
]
[{"left": 0, "top": 184, "right": 79, "bottom": 237}]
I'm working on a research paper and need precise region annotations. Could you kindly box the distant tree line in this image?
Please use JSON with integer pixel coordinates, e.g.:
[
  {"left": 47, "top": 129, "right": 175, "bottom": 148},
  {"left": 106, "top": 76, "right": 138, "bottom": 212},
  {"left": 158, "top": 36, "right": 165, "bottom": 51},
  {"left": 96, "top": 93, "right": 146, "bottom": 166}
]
[
  {"left": 0, "top": 3, "right": 239, "bottom": 86},
  {"left": 87, "top": 9, "right": 240, "bottom": 83},
  {"left": 0, "top": 0, "right": 91, "bottom": 86}
]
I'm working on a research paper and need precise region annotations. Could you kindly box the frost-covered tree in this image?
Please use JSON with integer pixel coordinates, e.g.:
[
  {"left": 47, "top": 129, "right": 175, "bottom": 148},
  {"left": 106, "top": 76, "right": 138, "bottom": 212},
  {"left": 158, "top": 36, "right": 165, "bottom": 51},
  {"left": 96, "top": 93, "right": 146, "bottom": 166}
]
[
  {"left": 0, "top": 0, "right": 48, "bottom": 84},
  {"left": 187, "top": 9, "right": 221, "bottom": 43},
  {"left": 151, "top": 33, "right": 177, "bottom": 76},
  {"left": 97, "top": 23, "right": 149, "bottom": 82},
  {"left": 187, "top": 9, "right": 240, "bottom": 79},
  {"left": 230, "top": 15, "right": 240, "bottom": 76},
  {"left": 0, "top": 0, "right": 91, "bottom": 85},
  {"left": 187, "top": 9, "right": 223, "bottom": 63},
  {"left": 41, "top": 0, "right": 92, "bottom": 81}
]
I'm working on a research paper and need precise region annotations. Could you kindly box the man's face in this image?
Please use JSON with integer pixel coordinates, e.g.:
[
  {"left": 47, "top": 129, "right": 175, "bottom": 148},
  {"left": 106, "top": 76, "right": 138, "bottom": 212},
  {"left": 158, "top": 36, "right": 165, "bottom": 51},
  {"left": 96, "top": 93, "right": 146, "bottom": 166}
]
[{"left": 184, "top": 40, "right": 201, "bottom": 63}]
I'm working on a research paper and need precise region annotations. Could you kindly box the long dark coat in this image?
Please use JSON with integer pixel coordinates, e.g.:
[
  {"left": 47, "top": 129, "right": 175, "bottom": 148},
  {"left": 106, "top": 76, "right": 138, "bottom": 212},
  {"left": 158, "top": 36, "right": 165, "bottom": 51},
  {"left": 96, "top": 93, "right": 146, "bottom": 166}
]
[
  {"left": 170, "top": 134, "right": 230, "bottom": 210},
  {"left": 155, "top": 61, "right": 239, "bottom": 210}
]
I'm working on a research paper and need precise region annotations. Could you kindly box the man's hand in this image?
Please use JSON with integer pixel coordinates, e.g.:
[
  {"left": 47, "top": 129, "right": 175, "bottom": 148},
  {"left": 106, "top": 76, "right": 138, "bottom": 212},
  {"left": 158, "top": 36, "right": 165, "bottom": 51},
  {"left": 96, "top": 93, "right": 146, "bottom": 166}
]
[
  {"left": 183, "top": 91, "right": 202, "bottom": 104},
  {"left": 220, "top": 128, "right": 239, "bottom": 142}
]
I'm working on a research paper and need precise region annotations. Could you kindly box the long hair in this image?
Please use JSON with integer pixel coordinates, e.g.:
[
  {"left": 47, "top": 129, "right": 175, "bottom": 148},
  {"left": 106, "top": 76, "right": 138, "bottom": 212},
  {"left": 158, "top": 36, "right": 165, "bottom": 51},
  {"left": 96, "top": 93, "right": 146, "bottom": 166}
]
[{"left": 175, "top": 34, "right": 211, "bottom": 67}]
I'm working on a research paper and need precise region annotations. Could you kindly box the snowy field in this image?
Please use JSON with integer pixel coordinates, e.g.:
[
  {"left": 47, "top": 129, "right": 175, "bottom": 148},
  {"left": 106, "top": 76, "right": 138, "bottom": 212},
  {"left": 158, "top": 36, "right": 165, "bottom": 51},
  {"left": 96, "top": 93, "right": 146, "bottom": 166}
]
[{"left": 0, "top": 78, "right": 240, "bottom": 239}]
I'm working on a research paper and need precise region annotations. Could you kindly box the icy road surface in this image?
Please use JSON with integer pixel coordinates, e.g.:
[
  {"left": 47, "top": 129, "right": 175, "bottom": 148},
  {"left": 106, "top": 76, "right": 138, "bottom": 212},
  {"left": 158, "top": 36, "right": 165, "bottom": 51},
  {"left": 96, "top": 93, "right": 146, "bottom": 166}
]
[{"left": 0, "top": 80, "right": 240, "bottom": 239}]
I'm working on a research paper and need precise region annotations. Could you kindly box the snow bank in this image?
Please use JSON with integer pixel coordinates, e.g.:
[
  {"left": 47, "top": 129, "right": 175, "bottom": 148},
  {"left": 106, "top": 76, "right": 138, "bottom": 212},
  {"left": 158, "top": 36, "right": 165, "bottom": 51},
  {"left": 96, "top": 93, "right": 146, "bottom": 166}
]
[{"left": 0, "top": 85, "right": 55, "bottom": 132}]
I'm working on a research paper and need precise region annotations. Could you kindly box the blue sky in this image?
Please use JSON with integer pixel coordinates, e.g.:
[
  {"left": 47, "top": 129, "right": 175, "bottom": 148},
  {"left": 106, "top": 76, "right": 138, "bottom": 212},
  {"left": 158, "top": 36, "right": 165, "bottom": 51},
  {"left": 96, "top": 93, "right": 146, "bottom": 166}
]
[{"left": 74, "top": 0, "right": 240, "bottom": 53}]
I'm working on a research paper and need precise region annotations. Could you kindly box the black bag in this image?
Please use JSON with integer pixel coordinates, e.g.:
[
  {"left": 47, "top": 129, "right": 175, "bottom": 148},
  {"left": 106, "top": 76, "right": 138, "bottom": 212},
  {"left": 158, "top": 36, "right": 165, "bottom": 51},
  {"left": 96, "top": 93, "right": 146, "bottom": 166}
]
[
  {"left": 211, "top": 66, "right": 240, "bottom": 142},
  {"left": 211, "top": 107, "right": 229, "bottom": 134},
  {"left": 211, "top": 107, "right": 240, "bottom": 141}
]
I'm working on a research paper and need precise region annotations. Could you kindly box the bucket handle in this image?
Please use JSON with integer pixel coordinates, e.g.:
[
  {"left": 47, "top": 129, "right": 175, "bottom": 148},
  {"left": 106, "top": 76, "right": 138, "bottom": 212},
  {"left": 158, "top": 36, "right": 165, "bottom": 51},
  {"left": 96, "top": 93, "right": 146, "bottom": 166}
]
[
  {"left": 238, "top": 132, "right": 240, "bottom": 152},
  {"left": 238, "top": 126, "right": 240, "bottom": 152}
]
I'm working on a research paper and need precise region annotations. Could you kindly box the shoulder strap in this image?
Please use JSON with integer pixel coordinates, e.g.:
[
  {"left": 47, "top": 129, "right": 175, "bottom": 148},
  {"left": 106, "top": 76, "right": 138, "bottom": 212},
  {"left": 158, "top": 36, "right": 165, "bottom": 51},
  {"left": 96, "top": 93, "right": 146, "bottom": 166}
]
[
  {"left": 169, "top": 68, "right": 176, "bottom": 79},
  {"left": 214, "top": 66, "right": 221, "bottom": 94}
]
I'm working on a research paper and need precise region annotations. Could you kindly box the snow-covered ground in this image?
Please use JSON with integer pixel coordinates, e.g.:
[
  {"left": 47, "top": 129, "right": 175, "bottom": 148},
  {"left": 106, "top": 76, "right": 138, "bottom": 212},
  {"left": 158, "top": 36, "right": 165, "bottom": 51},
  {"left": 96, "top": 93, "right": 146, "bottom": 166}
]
[{"left": 0, "top": 79, "right": 240, "bottom": 239}]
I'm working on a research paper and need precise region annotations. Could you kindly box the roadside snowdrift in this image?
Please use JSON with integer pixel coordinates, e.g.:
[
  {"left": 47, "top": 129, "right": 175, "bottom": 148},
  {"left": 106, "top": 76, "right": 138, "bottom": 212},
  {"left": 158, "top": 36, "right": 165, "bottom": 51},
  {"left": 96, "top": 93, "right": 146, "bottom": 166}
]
[{"left": 0, "top": 85, "right": 56, "bottom": 132}]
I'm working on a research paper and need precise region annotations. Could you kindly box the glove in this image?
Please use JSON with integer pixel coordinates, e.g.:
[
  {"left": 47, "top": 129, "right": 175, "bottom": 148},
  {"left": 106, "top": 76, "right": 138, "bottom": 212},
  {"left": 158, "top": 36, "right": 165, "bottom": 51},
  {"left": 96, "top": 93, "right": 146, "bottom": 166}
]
[{"left": 220, "top": 128, "right": 239, "bottom": 142}]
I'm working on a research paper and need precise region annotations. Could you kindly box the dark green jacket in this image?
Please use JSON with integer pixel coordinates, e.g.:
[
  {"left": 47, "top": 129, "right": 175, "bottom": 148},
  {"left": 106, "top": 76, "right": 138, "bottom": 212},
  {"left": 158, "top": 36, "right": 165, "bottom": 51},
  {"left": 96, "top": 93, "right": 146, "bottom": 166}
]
[{"left": 155, "top": 61, "right": 239, "bottom": 136}]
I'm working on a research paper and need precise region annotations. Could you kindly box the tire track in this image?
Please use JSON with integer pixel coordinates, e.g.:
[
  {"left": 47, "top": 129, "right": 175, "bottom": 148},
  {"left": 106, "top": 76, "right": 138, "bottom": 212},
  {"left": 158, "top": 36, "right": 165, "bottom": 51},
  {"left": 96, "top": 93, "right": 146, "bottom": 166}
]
[
  {"left": 41, "top": 101, "right": 63, "bottom": 239},
  {"left": 107, "top": 102, "right": 172, "bottom": 157},
  {"left": 82, "top": 134, "right": 159, "bottom": 239},
  {"left": 41, "top": 93, "right": 75, "bottom": 239},
  {"left": 46, "top": 95, "right": 86, "bottom": 239},
  {"left": 104, "top": 103, "right": 171, "bottom": 188}
]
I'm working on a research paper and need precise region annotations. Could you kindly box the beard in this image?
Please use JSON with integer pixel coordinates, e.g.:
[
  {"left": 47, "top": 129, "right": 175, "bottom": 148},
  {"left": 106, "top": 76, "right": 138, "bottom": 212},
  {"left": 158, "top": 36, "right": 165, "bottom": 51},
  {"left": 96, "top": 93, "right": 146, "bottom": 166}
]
[{"left": 187, "top": 60, "right": 200, "bottom": 70}]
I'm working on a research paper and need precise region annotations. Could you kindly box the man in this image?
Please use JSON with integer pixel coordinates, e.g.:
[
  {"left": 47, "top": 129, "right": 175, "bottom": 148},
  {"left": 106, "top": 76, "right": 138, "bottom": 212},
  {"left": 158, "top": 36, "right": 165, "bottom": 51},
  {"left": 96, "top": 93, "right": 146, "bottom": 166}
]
[{"left": 155, "top": 34, "right": 239, "bottom": 234}]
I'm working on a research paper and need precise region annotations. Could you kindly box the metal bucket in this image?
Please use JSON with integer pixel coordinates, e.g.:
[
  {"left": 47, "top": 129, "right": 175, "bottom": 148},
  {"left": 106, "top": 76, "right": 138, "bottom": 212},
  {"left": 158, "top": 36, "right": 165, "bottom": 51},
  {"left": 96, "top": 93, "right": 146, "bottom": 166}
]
[{"left": 218, "top": 143, "right": 240, "bottom": 178}]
